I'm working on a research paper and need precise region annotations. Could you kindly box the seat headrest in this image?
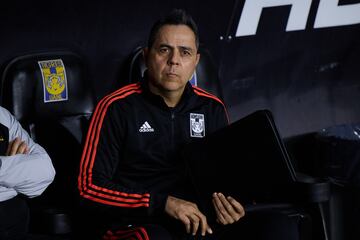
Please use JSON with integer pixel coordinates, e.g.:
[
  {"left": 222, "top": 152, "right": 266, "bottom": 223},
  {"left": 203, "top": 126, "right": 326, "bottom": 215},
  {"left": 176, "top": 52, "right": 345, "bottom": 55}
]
[{"left": 1, "top": 51, "right": 95, "bottom": 122}]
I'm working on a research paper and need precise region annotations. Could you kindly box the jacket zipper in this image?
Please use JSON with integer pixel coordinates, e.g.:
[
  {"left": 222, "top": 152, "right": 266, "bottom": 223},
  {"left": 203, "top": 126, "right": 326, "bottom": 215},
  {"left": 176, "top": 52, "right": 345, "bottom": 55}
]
[{"left": 170, "top": 110, "right": 175, "bottom": 150}]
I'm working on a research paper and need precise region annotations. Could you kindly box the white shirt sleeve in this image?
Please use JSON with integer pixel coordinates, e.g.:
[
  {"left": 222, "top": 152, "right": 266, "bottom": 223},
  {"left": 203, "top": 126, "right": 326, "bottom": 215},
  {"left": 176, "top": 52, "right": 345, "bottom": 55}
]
[{"left": 0, "top": 106, "right": 55, "bottom": 200}]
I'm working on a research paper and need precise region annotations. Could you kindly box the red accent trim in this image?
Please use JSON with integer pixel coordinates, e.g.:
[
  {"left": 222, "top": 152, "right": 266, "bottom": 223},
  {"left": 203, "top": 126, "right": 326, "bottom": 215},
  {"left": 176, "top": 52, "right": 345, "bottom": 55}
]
[
  {"left": 82, "top": 194, "right": 149, "bottom": 207},
  {"left": 104, "top": 231, "right": 136, "bottom": 240},
  {"left": 103, "top": 227, "right": 148, "bottom": 240},
  {"left": 192, "top": 86, "right": 222, "bottom": 103},
  {"left": 79, "top": 84, "right": 138, "bottom": 192},
  {"left": 79, "top": 83, "right": 150, "bottom": 207},
  {"left": 80, "top": 85, "right": 140, "bottom": 196},
  {"left": 138, "top": 227, "right": 150, "bottom": 240},
  {"left": 193, "top": 86, "right": 230, "bottom": 123},
  {"left": 83, "top": 189, "right": 150, "bottom": 203},
  {"left": 88, "top": 185, "right": 150, "bottom": 198}
]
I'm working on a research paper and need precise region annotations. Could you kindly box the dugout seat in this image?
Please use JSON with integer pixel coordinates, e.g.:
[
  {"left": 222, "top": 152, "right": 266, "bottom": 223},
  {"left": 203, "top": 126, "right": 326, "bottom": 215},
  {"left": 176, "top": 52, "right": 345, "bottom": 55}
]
[
  {"left": 286, "top": 124, "right": 360, "bottom": 240},
  {"left": 0, "top": 50, "right": 95, "bottom": 238}
]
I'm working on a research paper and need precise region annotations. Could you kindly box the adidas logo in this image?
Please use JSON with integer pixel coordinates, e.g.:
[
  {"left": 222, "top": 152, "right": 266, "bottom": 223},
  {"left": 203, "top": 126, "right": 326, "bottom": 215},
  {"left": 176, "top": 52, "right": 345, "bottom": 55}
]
[{"left": 139, "top": 121, "right": 154, "bottom": 132}]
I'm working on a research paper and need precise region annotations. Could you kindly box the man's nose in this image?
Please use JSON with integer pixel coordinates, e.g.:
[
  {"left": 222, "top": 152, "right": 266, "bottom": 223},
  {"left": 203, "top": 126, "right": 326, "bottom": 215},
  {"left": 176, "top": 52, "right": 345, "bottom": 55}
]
[{"left": 168, "top": 50, "right": 180, "bottom": 65}]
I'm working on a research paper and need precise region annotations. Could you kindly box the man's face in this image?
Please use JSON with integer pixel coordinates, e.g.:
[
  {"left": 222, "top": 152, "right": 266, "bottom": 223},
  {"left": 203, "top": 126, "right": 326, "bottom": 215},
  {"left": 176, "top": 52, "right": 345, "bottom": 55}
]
[{"left": 144, "top": 24, "right": 200, "bottom": 94}]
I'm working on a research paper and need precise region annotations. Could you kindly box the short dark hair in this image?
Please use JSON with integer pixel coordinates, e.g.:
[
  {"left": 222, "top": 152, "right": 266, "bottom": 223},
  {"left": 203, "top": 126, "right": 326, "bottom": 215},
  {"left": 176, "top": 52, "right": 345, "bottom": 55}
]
[{"left": 147, "top": 9, "right": 199, "bottom": 49}]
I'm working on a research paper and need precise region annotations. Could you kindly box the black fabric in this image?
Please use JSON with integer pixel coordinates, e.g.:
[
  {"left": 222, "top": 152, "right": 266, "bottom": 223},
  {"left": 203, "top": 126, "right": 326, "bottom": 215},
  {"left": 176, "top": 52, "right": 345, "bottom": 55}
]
[
  {"left": 78, "top": 110, "right": 312, "bottom": 240},
  {"left": 0, "top": 196, "right": 29, "bottom": 240},
  {"left": 79, "top": 79, "right": 228, "bottom": 220},
  {"left": 0, "top": 123, "right": 9, "bottom": 156},
  {"left": 183, "top": 109, "right": 297, "bottom": 222},
  {"left": 211, "top": 210, "right": 305, "bottom": 240},
  {"left": 93, "top": 209, "right": 306, "bottom": 240}
]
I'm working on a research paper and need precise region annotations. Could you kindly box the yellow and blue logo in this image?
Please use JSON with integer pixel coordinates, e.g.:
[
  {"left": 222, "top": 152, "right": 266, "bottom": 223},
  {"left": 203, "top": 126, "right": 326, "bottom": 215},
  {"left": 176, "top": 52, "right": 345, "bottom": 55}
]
[{"left": 38, "top": 59, "right": 68, "bottom": 102}]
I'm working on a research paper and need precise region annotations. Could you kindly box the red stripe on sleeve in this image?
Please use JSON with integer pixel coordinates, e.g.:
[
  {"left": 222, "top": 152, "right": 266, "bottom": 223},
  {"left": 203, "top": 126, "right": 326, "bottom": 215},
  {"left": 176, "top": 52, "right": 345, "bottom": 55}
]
[
  {"left": 78, "top": 83, "right": 150, "bottom": 207},
  {"left": 79, "top": 84, "right": 137, "bottom": 191}
]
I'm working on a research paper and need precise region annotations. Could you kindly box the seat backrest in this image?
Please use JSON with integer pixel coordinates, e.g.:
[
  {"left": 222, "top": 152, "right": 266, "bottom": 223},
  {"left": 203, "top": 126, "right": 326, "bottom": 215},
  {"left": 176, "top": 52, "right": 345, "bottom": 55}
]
[
  {"left": 1, "top": 51, "right": 94, "bottom": 135},
  {"left": 0, "top": 51, "right": 95, "bottom": 234},
  {"left": 126, "top": 46, "right": 224, "bottom": 100}
]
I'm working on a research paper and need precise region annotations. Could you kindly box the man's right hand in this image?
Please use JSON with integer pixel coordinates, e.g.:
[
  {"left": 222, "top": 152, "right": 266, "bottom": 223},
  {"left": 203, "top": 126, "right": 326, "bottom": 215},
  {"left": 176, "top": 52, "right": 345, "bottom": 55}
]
[{"left": 165, "top": 195, "right": 213, "bottom": 236}]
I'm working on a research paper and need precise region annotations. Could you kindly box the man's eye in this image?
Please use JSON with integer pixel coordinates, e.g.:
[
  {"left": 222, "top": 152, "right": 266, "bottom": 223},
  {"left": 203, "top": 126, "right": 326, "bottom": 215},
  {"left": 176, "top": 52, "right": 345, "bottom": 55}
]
[
  {"left": 159, "top": 48, "right": 169, "bottom": 53},
  {"left": 182, "top": 50, "right": 191, "bottom": 56}
]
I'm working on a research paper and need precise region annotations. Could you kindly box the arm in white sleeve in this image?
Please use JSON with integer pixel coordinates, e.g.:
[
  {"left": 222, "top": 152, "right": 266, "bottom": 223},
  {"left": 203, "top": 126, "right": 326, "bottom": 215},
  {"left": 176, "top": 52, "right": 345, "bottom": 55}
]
[{"left": 0, "top": 106, "right": 55, "bottom": 198}]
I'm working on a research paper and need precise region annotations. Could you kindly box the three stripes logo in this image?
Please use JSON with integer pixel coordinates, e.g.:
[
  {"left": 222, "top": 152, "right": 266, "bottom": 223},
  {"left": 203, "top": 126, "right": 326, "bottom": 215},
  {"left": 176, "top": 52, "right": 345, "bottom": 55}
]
[{"left": 139, "top": 121, "right": 154, "bottom": 132}]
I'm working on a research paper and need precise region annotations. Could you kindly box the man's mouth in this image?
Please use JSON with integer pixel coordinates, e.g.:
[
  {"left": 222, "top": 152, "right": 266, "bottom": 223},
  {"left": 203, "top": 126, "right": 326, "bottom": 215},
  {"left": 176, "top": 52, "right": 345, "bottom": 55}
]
[{"left": 166, "top": 72, "right": 178, "bottom": 77}]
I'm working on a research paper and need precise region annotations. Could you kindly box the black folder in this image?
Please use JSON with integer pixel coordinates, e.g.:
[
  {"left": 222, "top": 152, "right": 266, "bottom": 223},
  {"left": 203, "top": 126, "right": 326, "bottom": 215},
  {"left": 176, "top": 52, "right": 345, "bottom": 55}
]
[{"left": 182, "top": 109, "right": 297, "bottom": 220}]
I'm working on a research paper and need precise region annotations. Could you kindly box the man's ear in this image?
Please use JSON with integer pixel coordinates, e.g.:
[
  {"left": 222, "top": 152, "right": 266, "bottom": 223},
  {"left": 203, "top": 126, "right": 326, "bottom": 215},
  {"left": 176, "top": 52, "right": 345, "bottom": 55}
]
[{"left": 195, "top": 53, "right": 200, "bottom": 66}]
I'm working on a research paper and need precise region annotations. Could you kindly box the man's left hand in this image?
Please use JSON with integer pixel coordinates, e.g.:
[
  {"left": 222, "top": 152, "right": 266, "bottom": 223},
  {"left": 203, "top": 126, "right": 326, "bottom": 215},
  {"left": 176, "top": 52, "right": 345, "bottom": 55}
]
[{"left": 212, "top": 192, "right": 245, "bottom": 225}]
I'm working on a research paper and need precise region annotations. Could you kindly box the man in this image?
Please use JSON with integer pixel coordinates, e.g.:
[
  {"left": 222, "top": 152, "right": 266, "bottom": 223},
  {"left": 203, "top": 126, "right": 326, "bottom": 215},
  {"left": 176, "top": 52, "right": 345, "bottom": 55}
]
[
  {"left": 78, "top": 9, "right": 244, "bottom": 239},
  {"left": 0, "top": 106, "right": 55, "bottom": 239}
]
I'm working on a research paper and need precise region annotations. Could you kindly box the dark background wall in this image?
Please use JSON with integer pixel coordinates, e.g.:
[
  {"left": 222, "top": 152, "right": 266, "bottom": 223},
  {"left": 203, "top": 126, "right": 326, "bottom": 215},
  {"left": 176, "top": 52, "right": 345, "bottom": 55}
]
[{"left": 1, "top": 0, "right": 360, "bottom": 138}]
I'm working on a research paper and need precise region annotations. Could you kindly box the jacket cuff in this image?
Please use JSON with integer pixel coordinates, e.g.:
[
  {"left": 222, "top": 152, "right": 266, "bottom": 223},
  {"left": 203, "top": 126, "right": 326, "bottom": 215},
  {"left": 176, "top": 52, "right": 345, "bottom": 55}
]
[{"left": 149, "top": 192, "right": 168, "bottom": 216}]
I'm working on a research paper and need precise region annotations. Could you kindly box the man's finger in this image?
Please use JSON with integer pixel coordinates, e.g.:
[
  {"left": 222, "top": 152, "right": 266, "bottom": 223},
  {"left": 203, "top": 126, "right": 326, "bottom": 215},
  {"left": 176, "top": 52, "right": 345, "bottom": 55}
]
[
  {"left": 213, "top": 197, "right": 227, "bottom": 225},
  {"left": 227, "top": 196, "right": 245, "bottom": 217},
  {"left": 207, "top": 225, "right": 213, "bottom": 235},
  {"left": 6, "top": 138, "right": 15, "bottom": 155},
  {"left": 214, "top": 193, "right": 235, "bottom": 224},
  {"left": 218, "top": 193, "right": 235, "bottom": 212},
  {"left": 194, "top": 210, "right": 209, "bottom": 236},
  {"left": 218, "top": 193, "right": 238, "bottom": 220},
  {"left": 179, "top": 214, "right": 191, "bottom": 234},
  {"left": 17, "top": 141, "right": 28, "bottom": 154},
  {"left": 7, "top": 137, "right": 21, "bottom": 156},
  {"left": 188, "top": 214, "right": 200, "bottom": 235}
]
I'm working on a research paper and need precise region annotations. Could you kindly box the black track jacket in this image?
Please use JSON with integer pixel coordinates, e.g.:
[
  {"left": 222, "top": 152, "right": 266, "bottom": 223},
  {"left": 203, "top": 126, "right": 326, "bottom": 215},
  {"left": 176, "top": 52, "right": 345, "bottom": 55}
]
[{"left": 78, "top": 79, "right": 228, "bottom": 223}]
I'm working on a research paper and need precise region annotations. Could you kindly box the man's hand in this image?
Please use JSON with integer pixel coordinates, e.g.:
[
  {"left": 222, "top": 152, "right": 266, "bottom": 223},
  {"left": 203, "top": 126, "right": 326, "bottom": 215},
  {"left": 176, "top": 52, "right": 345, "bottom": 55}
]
[
  {"left": 212, "top": 192, "right": 245, "bottom": 225},
  {"left": 6, "top": 137, "right": 29, "bottom": 156},
  {"left": 165, "top": 195, "right": 213, "bottom": 236}
]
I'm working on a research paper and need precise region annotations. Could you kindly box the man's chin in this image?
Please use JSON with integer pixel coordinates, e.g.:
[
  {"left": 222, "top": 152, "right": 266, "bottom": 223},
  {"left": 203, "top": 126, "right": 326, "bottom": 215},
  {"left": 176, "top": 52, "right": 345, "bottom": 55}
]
[{"left": 163, "top": 81, "right": 186, "bottom": 91}]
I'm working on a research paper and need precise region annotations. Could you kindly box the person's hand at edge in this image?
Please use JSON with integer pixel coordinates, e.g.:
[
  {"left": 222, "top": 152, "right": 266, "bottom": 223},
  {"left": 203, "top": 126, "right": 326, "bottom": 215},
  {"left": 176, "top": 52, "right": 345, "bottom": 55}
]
[{"left": 6, "top": 137, "right": 29, "bottom": 156}]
